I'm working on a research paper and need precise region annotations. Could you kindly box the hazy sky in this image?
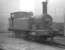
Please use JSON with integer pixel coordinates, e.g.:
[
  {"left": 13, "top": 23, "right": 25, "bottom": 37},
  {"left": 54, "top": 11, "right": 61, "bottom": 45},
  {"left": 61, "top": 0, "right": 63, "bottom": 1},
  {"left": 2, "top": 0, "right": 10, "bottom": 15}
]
[
  {"left": 0, "top": 0, "right": 64, "bottom": 23},
  {"left": 19, "top": 0, "right": 65, "bottom": 15},
  {"left": 19, "top": 0, "right": 64, "bottom": 22}
]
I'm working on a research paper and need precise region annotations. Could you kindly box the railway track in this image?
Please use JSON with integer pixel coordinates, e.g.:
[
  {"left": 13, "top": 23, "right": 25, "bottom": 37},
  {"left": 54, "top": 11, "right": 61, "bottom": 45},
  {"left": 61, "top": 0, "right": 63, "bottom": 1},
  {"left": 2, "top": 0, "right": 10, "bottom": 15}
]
[{"left": 22, "top": 36, "right": 65, "bottom": 49}]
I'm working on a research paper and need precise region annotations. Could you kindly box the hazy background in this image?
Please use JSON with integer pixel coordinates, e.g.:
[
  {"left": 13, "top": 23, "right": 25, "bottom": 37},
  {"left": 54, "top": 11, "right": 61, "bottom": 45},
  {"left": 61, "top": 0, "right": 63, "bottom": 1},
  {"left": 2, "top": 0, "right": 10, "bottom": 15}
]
[{"left": 0, "top": 0, "right": 64, "bottom": 32}]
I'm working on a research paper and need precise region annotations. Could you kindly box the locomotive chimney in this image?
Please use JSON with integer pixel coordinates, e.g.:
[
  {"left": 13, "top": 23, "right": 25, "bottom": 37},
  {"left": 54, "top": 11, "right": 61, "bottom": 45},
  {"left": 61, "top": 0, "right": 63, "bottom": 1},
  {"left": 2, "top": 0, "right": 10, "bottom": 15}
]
[{"left": 42, "top": 0, "right": 48, "bottom": 15}]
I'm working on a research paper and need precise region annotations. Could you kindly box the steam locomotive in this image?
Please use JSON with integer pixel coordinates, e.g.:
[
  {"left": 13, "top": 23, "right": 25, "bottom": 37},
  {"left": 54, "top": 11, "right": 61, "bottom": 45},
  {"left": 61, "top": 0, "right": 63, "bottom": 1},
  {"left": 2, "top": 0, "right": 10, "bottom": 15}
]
[{"left": 8, "top": 1, "right": 60, "bottom": 42}]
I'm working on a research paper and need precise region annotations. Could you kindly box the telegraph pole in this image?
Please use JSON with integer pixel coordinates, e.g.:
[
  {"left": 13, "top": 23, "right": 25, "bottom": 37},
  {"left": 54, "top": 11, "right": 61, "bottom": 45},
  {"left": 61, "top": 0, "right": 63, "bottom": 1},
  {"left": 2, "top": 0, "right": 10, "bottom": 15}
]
[{"left": 61, "top": 8, "right": 65, "bottom": 36}]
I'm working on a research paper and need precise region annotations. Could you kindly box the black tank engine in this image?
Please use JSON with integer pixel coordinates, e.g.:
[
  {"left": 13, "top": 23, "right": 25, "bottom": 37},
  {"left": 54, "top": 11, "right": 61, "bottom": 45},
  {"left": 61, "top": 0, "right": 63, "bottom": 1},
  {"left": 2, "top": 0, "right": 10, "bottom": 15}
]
[{"left": 8, "top": 1, "right": 60, "bottom": 42}]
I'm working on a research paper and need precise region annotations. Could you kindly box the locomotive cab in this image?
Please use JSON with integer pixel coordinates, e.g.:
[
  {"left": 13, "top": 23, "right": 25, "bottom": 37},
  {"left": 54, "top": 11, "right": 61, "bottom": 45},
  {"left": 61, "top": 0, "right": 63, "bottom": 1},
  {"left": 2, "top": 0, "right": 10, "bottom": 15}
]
[{"left": 8, "top": 12, "right": 33, "bottom": 31}]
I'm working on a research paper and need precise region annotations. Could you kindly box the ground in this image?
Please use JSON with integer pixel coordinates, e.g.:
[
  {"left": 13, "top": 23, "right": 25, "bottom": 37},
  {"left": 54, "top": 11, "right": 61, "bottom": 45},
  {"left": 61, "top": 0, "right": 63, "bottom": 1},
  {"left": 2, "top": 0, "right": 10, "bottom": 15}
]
[{"left": 0, "top": 33, "right": 65, "bottom": 50}]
